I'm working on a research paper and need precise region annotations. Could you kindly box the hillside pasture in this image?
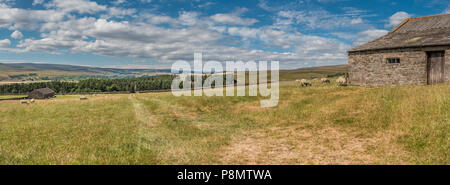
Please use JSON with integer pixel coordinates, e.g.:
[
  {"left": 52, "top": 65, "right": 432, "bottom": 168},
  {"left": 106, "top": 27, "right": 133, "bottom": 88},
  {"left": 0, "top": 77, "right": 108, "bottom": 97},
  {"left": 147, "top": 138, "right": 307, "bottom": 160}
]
[
  {"left": 0, "top": 63, "right": 172, "bottom": 82},
  {"left": 279, "top": 65, "right": 348, "bottom": 81}
]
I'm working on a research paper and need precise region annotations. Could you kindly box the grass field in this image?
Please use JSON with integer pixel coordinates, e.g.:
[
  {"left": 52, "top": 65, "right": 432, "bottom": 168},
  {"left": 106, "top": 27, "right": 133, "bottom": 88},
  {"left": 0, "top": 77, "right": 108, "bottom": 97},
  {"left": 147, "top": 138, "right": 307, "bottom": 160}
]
[
  {"left": 0, "top": 80, "right": 448, "bottom": 165},
  {"left": 0, "top": 95, "right": 27, "bottom": 100}
]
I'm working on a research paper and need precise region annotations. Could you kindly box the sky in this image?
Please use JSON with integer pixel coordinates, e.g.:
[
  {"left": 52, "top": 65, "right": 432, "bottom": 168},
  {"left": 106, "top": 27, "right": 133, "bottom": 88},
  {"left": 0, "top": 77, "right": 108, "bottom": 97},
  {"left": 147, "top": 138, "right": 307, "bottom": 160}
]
[{"left": 0, "top": 0, "right": 449, "bottom": 69}]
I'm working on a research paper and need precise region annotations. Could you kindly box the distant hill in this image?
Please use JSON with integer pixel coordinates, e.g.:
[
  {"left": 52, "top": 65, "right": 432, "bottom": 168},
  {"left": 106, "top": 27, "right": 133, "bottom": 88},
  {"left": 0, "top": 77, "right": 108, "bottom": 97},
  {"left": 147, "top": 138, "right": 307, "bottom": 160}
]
[
  {"left": 0, "top": 62, "right": 348, "bottom": 82},
  {"left": 279, "top": 65, "right": 348, "bottom": 81},
  {"left": 0, "top": 63, "right": 171, "bottom": 82}
]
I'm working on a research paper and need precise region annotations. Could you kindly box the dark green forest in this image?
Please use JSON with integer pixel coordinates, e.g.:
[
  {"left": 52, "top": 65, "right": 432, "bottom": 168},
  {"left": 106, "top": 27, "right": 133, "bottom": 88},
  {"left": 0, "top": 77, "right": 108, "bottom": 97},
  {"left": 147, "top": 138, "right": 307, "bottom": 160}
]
[
  {"left": 0, "top": 74, "right": 238, "bottom": 94},
  {"left": 0, "top": 75, "right": 176, "bottom": 94}
]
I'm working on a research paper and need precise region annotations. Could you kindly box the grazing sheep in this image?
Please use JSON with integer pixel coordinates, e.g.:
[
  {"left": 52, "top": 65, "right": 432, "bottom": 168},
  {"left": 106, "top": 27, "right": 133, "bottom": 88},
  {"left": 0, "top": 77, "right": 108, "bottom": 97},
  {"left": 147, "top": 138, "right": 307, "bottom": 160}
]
[
  {"left": 30, "top": 99, "right": 35, "bottom": 103},
  {"left": 297, "top": 79, "right": 312, "bottom": 87},
  {"left": 80, "top": 96, "right": 88, "bottom": 100},
  {"left": 336, "top": 76, "right": 348, "bottom": 86},
  {"left": 20, "top": 100, "right": 29, "bottom": 104},
  {"left": 321, "top": 78, "right": 331, "bottom": 83}
]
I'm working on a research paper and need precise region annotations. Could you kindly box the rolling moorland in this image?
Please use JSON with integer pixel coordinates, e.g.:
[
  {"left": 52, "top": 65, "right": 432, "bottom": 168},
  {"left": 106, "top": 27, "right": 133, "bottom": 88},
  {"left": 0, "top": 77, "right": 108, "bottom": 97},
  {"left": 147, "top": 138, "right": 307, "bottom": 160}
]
[
  {"left": 0, "top": 64, "right": 348, "bottom": 98},
  {"left": 0, "top": 65, "right": 448, "bottom": 164},
  {"left": 0, "top": 63, "right": 171, "bottom": 82}
]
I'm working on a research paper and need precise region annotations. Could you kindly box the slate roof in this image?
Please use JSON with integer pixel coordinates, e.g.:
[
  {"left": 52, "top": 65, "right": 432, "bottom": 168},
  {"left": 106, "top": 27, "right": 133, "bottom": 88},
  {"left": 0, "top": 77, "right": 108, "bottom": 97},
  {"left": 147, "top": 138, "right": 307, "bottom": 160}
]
[
  {"left": 33, "top": 88, "right": 55, "bottom": 94},
  {"left": 349, "top": 14, "right": 450, "bottom": 52}
]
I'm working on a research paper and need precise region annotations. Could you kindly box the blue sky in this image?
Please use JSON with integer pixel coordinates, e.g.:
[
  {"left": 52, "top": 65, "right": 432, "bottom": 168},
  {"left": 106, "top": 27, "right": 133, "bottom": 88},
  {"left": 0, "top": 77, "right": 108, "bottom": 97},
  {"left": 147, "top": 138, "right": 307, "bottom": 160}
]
[{"left": 0, "top": 0, "right": 449, "bottom": 69}]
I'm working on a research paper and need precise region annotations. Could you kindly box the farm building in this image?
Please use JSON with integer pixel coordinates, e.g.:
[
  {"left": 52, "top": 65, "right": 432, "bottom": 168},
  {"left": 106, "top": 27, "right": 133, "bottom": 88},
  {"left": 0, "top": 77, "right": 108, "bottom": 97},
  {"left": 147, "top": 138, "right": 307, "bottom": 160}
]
[
  {"left": 28, "top": 88, "right": 56, "bottom": 99},
  {"left": 348, "top": 14, "right": 450, "bottom": 86}
]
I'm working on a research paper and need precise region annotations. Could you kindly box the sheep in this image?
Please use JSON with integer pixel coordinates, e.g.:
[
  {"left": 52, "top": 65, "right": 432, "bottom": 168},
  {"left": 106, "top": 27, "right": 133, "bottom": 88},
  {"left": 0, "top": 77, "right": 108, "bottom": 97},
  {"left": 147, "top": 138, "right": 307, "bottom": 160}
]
[
  {"left": 80, "top": 96, "right": 88, "bottom": 100},
  {"left": 321, "top": 78, "right": 331, "bottom": 83},
  {"left": 297, "top": 79, "right": 312, "bottom": 87},
  {"left": 20, "top": 100, "right": 29, "bottom": 104},
  {"left": 30, "top": 99, "right": 35, "bottom": 103},
  {"left": 336, "top": 76, "right": 348, "bottom": 86}
]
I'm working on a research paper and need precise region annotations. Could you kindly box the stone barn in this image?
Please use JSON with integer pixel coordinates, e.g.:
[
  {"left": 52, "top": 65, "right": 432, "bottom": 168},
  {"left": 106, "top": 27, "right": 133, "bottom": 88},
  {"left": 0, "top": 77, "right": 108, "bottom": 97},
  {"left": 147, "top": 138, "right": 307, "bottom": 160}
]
[
  {"left": 28, "top": 88, "right": 56, "bottom": 99},
  {"left": 348, "top": 14, "right": 450, "bottom": 86}
]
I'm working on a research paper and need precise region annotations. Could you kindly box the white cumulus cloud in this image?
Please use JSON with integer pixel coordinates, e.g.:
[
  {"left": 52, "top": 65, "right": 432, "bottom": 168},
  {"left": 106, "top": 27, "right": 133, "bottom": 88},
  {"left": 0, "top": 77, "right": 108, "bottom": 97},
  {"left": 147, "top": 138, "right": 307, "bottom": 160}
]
[
  {"left": 386, "top": 11, "right": 411, "bottom": 28},
  {"left": 353, "top": 29, "right": 388, "bottom": 47},
  {"left": 11, "top": 30, "right": 23, "bottom": 39},
  {"left": 0, "top": 39, "right": 10, "bottom": 47},
  {"left": 211, "top": 14, "right": 258, "bottom": 26},
  {"left": 350, "top": 18, "right": 363, "bottom": 24},
  {"left": 211, "top": 8, "right": 258, "bottom": 26},
  {"left": 32, "top": 0, "right": 45, "bottom": 6},
  {"left": 113, "top": 0, "right": 126, "bottom": 5},
  {"left": 44, "top": 0, "right": 107, "bottom": 14},
  {"left": 444, "top": 6, "right": 450, "bottom": 14}
]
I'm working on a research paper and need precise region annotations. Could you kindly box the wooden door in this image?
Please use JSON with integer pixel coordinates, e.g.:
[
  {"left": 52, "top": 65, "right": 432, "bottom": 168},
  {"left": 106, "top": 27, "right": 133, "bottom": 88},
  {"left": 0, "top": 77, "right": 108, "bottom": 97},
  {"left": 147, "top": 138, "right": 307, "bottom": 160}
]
[{"left": 427, "top": 51, "right": 445, "bottom": 85}]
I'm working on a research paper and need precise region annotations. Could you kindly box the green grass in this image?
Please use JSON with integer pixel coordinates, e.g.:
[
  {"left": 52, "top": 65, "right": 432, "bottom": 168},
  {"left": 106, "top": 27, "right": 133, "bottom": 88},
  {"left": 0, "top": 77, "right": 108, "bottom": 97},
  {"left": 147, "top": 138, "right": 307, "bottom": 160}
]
[
  {"left": 0, "top": 81, "right": 448, "bottom": 164},
  {"left": 0, "top": 95, "right": 27, "bottom": 100}
]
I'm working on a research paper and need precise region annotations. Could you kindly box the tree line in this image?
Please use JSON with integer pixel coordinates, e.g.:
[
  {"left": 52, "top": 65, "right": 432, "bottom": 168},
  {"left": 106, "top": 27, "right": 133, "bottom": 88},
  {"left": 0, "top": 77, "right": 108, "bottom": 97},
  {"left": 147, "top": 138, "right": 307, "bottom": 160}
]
[{"left": 0, "top": 75, "right": 176, "bottom": 94}]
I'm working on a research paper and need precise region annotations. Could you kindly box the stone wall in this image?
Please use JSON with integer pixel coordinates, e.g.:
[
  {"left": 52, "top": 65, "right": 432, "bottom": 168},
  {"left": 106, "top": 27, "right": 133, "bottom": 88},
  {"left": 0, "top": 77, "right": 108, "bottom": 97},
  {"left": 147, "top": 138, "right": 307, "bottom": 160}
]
[{"left": 348, "top": 49, "right": 428, "bottom": 86}]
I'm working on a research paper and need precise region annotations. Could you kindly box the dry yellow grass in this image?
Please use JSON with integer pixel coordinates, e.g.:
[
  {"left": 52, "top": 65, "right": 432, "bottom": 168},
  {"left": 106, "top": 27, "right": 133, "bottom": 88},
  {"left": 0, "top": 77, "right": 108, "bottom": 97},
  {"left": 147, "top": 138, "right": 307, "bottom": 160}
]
[{"left": 0, "top": 81, "right": 448, "bottom": 164}]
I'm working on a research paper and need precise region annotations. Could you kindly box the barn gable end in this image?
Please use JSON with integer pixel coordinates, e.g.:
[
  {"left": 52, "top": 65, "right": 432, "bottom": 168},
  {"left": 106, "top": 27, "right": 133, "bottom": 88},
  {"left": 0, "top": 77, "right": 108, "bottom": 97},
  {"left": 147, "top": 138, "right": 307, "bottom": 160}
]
[{"left": 348, "top": 14, "right": 450, "bottom": 86}]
